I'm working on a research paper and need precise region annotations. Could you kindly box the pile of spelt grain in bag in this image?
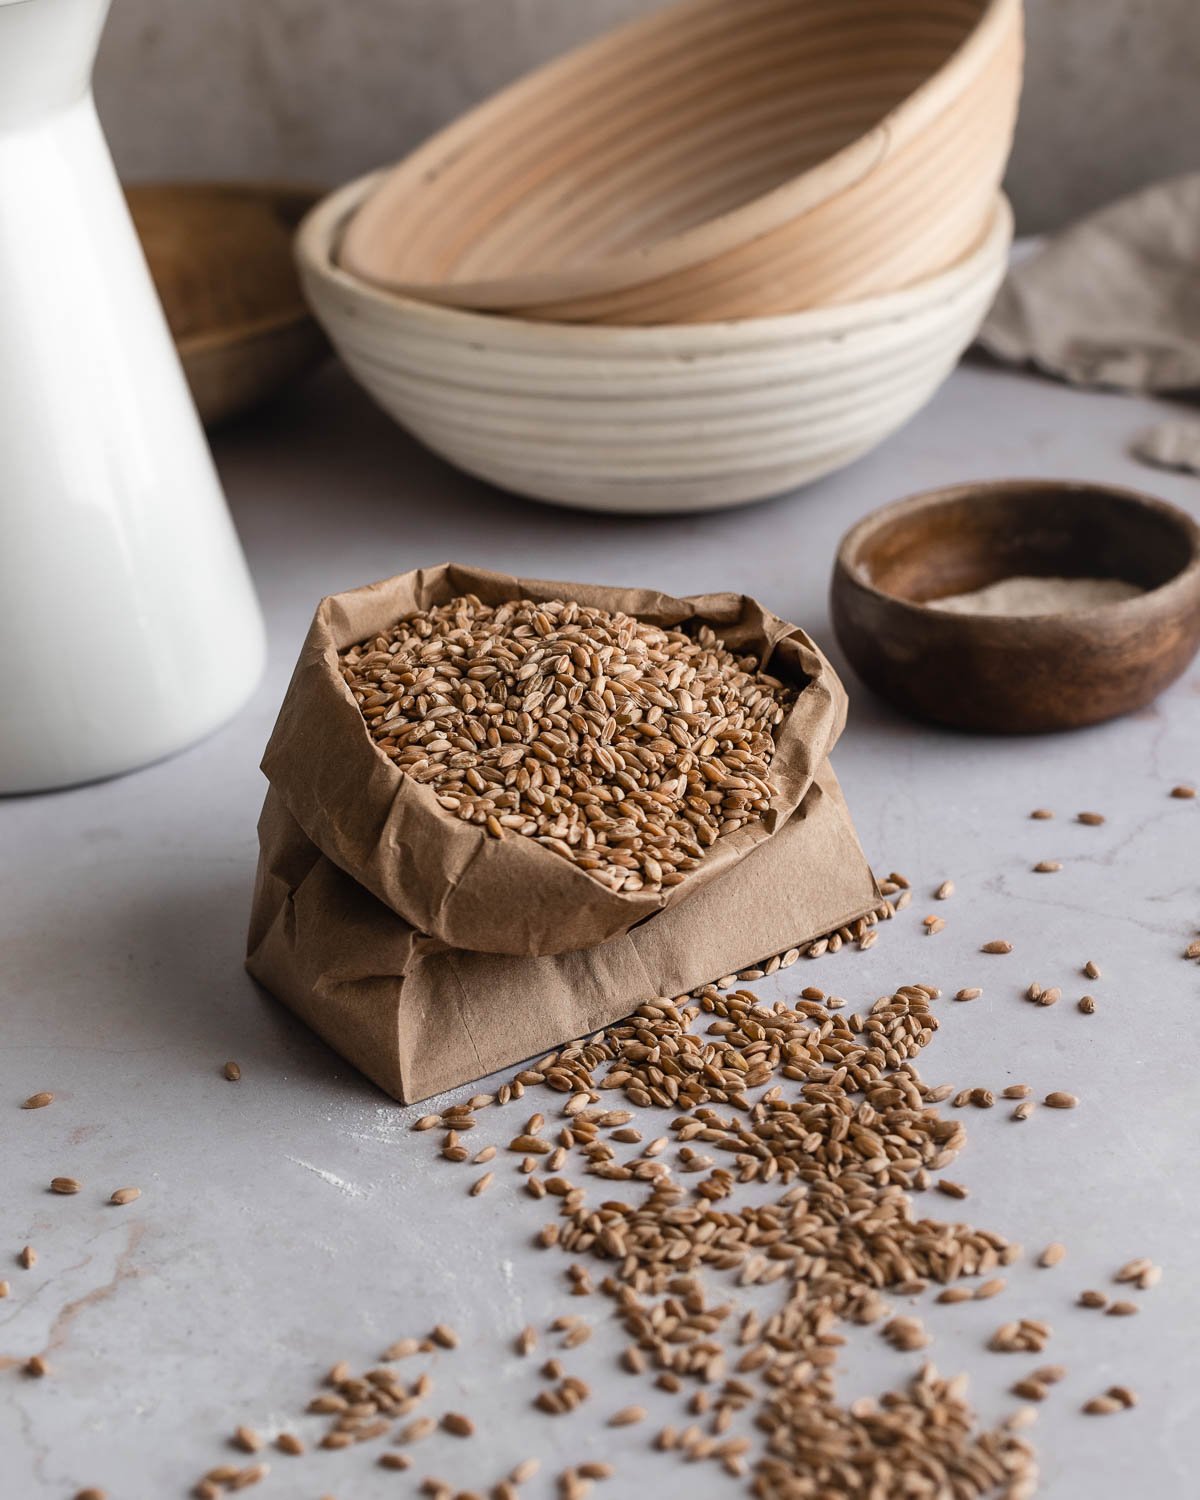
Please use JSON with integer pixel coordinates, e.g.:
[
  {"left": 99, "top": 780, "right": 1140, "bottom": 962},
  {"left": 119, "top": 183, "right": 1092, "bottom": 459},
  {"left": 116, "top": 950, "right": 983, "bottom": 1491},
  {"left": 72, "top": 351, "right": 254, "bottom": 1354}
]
[{"left": 246, "top": 563, "right": 880, "bottom": 1100}]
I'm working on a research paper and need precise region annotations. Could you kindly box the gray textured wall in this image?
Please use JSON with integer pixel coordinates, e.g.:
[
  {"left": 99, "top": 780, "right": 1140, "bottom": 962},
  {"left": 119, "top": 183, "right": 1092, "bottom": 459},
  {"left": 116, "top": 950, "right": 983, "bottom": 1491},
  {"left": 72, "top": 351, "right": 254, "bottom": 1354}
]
[{"left": 94, "top": 0, "right": 1200, "bottom": 234}]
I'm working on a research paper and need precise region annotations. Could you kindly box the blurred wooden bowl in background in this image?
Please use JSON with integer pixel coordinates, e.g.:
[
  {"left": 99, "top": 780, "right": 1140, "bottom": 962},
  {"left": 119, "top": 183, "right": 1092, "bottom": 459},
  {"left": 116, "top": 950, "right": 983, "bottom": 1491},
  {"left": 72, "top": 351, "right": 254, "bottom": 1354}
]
[{"left": 127, "top": 181, "right": 328, "bottom": 426}]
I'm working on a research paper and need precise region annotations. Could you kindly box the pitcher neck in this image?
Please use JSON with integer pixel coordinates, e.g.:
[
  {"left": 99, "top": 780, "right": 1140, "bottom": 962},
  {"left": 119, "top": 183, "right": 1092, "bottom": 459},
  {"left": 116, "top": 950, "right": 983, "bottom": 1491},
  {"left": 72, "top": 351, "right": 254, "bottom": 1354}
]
[{"left": 0, "top": 0, "right": 112, "bottom": 129}]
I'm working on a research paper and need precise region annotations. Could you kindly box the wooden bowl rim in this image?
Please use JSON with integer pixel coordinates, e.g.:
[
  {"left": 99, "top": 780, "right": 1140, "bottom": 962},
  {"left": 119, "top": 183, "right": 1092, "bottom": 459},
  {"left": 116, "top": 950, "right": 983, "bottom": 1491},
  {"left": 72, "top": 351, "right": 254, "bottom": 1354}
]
[
  {"left": 834, "top": 477, "right": 1200, "bottom": 625},
  {"left": 299, "top": 174, "right": 1012, "bottom": 346},
  {"left": 340, "top": 0, "right": 1020, "bottom": 305}
]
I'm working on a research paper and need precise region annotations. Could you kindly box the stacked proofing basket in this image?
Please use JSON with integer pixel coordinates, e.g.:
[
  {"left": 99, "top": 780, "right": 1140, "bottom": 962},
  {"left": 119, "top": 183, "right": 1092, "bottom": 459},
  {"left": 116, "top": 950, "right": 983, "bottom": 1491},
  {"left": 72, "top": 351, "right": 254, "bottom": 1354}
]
[{"left": 298, "top": 0, "right": 1022, "bottom": 511}]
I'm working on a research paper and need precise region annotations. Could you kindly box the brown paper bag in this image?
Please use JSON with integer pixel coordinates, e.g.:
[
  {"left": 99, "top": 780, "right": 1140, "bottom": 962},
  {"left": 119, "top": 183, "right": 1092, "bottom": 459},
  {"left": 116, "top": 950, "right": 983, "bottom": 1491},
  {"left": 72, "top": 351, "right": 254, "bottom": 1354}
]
[
  {"left": 247, "top": 564, "right": 880, "bottom": 1102},
  {"left": 259, "top": 564, "right": 849, "bottom": 957},
  {"left": 247, "top": 766, "right": 880, "bottom": 1103}
]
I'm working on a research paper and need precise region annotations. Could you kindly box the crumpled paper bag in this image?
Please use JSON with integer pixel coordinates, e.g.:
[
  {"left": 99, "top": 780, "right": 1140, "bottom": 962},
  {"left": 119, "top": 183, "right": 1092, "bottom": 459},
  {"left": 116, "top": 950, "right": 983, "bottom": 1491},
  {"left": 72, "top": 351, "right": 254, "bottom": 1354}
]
[
  {"left": 246, "top": 767, "right": 879, "bottom": 1103},
  {"left": 246, "top": 564, "right": 880, "bottom": 1102},
  {"left": 258, "top": 563, "right": 850, "bottom": 958},
  {"left": 979, "top": 174, "right": 1200, "bottom": 394}
]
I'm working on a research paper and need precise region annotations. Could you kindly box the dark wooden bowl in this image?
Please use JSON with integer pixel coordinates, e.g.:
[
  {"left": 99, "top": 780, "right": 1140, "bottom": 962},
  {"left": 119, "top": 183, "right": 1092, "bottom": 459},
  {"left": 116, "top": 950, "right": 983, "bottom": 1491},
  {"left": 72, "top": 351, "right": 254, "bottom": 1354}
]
[{"left": 831, "top": 479, "right": 1200, "bottom": 732}]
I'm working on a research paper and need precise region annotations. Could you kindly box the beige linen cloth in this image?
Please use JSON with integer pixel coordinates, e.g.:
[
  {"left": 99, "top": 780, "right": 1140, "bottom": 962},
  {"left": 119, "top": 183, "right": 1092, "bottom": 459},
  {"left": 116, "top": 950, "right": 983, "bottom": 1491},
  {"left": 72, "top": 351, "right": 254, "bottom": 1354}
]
[{"left": 979, "top": 174, "right": 1200, "bottom": 472}]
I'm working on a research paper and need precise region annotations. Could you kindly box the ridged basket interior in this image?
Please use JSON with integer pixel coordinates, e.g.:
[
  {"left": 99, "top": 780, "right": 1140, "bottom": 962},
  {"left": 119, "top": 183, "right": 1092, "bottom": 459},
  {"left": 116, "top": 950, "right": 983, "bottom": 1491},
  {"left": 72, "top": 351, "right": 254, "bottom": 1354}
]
[{"left": 340, "top": 0, "right": 1020, "bottom": 316}]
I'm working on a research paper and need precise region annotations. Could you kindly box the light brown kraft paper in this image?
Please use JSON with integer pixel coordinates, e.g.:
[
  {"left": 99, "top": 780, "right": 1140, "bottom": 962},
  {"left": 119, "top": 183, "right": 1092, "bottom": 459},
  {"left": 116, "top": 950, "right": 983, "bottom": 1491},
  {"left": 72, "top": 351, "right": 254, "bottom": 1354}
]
[
  {"left": 260, "top": 563, "right": 848, "bottom": 958},
  {"left": 246, "top": 765, "right": 880, "bottom": 1104}
]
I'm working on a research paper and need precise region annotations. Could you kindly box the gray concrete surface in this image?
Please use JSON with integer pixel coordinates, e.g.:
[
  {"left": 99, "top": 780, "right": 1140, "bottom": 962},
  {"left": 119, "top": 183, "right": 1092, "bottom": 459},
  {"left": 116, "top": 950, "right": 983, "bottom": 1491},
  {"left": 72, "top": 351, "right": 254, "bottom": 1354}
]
[
  {"left": 95, "top": 0, "right": 1200, "bottom": 233},
  {"left": 3, "top": 333, "right": 1200, "bottom": 1496}
]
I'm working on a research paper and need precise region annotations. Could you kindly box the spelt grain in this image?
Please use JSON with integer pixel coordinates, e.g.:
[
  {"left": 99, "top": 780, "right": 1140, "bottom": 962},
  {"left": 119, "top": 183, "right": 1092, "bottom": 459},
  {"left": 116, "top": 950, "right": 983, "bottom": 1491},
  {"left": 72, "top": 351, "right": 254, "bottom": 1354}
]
[
  {"left": 608, "top": 1406, "right": 646, "bottom": 1426},
  {"left": 1082, "top": 1396, "right": 1122, "bottom": 1415},
  {"left": 340, "top": 596, "right": 795, "bottom": 894}
]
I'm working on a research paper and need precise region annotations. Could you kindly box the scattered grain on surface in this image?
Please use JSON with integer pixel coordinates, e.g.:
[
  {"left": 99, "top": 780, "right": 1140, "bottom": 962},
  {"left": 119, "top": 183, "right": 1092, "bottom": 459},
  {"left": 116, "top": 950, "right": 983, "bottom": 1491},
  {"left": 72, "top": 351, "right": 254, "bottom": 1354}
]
[
  {"left": 937, "top": 1179, "right": 970, "bottom": 1200},
  {"left": 1082, "top": 1396, "right": 1123, "bottom": 1415},
  {"left": 608, "top": 1406, "right": 646, "bottom": 1427}
]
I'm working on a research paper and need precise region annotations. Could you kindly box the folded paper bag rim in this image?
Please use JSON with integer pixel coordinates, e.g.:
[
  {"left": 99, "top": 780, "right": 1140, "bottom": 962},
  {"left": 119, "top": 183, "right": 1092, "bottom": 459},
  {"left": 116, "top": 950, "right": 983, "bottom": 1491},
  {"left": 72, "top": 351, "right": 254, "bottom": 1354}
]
[{"left": 260, "top": 562, "right": 848, "bottom": 958}]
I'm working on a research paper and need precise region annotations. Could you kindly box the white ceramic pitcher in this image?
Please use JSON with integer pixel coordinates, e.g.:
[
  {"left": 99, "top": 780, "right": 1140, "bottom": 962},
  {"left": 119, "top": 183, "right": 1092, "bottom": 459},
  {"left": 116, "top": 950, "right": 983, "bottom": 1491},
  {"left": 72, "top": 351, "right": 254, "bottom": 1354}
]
[{"left": 0, "top": 0, "right": 265, "bottom": 793}]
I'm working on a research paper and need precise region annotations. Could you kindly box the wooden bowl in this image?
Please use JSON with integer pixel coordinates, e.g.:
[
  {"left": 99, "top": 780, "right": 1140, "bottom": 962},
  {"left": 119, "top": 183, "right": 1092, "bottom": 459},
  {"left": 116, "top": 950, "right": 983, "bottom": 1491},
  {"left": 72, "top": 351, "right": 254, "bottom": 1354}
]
[
  {"left": 127, "top": 182, "right": 328, "bottom": 425},
  {"left": 299, "top": 178, "right": 1010, "bottom": 512},
  {"left": 831, "top": 480, "right": 1200, "bottom": 732},
  {"left": 339, "top": 0, "right": 1022, "bottom": 324}
]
